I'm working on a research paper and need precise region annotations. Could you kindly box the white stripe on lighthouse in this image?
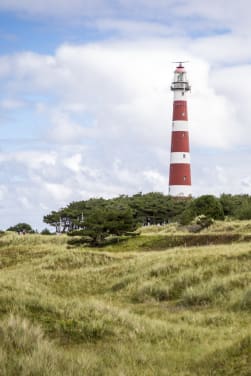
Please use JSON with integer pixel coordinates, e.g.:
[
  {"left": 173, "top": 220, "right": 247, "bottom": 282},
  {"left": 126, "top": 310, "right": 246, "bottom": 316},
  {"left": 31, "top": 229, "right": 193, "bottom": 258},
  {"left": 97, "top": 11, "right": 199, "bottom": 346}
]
[
  {"left": 170, "top": 152, "right": 190, "bottom": 164},
  {"left": 169, "top": 185, "right": 192, "bottom": 196},
  {"left": 174, "top": 91, "right": 188, "bottom": 101},
  {"left": 172, "top": 121, "right": 189, "bottom": 131}
]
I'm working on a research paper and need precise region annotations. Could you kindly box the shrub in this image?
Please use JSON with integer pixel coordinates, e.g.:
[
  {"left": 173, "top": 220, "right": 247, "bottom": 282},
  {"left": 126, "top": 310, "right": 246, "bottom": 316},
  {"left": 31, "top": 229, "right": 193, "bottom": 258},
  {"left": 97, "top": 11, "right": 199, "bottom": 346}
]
[
  {"left": 7, "top": 223, "right": 34, "bottom": 234},
  {"left": 41, "top": 228, "right": 52, "bottom": 235},
  {"left": 236, "top": 204, "right": 251, "bottom": 220},
  {"left": 188, "top": 215, "right": 214, "bottom": 233},
  {"left": 181, "top": 195, "right": 224, "bottom": 225}
]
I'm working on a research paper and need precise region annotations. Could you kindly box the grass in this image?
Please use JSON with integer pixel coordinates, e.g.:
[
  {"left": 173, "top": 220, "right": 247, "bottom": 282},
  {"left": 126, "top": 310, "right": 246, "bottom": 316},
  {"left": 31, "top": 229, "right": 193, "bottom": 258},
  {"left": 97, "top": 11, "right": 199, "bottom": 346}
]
[{"left": 0, "top": 224, "right": 250, "bottom": 375}]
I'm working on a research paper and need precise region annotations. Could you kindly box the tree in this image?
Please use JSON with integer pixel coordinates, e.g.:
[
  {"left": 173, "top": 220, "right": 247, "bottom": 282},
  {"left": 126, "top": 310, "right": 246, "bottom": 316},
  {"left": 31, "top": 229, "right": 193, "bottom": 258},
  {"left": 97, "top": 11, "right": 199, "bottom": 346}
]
[
  {"left": 68, "top": 203, "right": 138, "bottom": 246},
  {"left": 41, "top": 228, "right": 52, "bottom": 235},
  {"left": 219, "top": 194, "right": 236, "bottom": 217},
  {"left": 7, "top": 223, "right": 34, "bottom": 233},
  {"left": 180, "top": 195, "right": 224, "bottom": 225},
  {"left": 235, "top": 197, "right": 251, "bottom": 220}
]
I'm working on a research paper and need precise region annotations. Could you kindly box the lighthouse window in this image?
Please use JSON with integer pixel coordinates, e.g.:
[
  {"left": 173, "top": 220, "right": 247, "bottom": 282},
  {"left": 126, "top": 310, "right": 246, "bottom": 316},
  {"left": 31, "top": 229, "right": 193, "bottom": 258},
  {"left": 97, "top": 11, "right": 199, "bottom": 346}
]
[
  {"left": 183, "top": 154, "right": 186, "bottom": 158},
  {"left": 182, "top": 132, "right": 185, "bottom": 137},
  {"left": 183, "top": 176, "right": 187, "bottom": 181},
  {"left": 178, "top": 73, "right": 183, "bottom": 81}
]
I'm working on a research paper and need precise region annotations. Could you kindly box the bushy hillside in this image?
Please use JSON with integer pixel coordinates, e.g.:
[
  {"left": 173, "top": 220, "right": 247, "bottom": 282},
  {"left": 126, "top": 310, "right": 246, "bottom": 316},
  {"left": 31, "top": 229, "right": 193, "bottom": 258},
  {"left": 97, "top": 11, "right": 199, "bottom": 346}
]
[{"left": 0, "top": 230, "right": 250, "bottom": 375}]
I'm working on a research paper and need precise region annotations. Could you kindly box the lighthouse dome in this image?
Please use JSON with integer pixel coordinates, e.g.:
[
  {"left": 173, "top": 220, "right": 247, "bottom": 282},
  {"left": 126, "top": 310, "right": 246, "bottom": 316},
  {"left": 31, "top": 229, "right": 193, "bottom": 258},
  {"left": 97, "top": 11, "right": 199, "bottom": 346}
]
[{"left": 175, "top": 66, "right": 186, "bottom": 73}]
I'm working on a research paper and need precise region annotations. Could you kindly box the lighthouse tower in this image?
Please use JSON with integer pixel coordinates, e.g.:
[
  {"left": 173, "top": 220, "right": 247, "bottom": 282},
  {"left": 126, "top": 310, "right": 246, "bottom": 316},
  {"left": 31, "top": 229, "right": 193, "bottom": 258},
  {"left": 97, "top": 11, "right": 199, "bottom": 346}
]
[{"left": 169, "top": 62, "right": 191, "bottom": 197}]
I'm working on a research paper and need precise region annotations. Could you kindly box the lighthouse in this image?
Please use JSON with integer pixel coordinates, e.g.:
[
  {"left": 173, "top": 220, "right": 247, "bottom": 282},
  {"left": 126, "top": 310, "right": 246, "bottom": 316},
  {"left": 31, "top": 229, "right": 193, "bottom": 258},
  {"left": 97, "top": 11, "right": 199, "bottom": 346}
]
[{"left": 169, "top": 62, "right": 191, "bottom": 197}]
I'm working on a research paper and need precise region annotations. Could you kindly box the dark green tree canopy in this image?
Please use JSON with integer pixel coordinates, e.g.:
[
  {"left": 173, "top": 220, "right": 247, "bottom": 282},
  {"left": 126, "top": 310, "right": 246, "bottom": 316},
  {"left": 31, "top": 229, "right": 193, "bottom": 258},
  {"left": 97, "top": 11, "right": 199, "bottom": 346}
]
[
  {"left": 43, "top": 192, "right": 251, "bottom": 238},
  {"left": 43, "top": 193, "right": 190, "bottom": 233},
  {"left": 69, "top": 202, "right": 138, "bottom": 245},
  {"left": 7, "top": 223, "right": 34, "bottom": 233},
  {"left": 181, "top": 195, "right": 224, "bottom": 224},
  {"left": 40, "top": 228, "right": 52, "bottom": 235}
]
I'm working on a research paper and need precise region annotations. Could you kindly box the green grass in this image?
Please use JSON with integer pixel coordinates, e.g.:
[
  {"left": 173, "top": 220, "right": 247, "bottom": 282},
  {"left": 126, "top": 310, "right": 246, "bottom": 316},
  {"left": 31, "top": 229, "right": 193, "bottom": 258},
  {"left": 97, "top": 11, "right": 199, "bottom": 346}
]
[{"left": 0, "top": 228, "right": 250, "bottom": 375}]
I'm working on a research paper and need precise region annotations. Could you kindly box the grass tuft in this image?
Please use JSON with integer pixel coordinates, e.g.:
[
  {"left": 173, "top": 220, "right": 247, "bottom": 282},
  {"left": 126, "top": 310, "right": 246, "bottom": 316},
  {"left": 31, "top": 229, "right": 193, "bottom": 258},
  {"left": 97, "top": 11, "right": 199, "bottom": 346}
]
[
  {"left": 132, "top": 281, "right": 170, "bottom": 302},
  {"left": 239, "top": 288, "right": 251, "bottom": 311}
]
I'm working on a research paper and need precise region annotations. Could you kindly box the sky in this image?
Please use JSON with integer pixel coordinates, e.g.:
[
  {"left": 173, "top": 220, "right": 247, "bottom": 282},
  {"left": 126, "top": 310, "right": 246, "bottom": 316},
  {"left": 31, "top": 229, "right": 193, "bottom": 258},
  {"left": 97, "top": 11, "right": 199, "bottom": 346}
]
[{"left": 0, "top": 0, "right": 251, "bottom": 230}]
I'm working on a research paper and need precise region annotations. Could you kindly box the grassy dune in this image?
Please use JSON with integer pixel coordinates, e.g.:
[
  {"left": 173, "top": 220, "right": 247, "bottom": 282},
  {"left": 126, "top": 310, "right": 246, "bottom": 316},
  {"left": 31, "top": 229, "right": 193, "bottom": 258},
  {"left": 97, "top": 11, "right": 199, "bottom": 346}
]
[{"left": 0, "top": 226, "right": 250, "bottom": 375}]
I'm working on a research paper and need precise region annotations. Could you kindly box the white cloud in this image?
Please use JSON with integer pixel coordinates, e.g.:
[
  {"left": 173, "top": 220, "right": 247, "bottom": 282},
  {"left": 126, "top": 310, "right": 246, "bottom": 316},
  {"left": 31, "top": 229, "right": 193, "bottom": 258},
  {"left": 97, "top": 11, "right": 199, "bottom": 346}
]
[
  {"left": 177, "top": 0, "right": 251, "bottom": 34},
  {"left": 95, "top": 19, "right": 177, "bottom": 38},
  {"left": 0, "top": 151, "right": 57, "bottom": 169},
  {"left": 190, "top": 34, "right": 251, "bottom": 65},
  {"left": 63, "top": 153, "right": 82, "bottom": 173},
  {"left": 0, "top": 4, "right": 251, "bottom": 229},
  {"left": 241, "top": 177, "right": 251, "bottom": 188},
  {"left": 2, "top": 40, "right": 250, "bottom": 151},
  {"left": 0, "top": 185, "right": 7, "bottom": 200},
  {"left": 18, "top": 196, "right": 32, "bottom": 209},
  {"left": 44, "top": 182, "right": 72, "bottom": 201},
  {"left": 143, "top": 170, "right": 167, "bottom": 193},
  {"left": 0, "top": 0, "right": 249, "bottom": 33},
  {"left": 48, "top": 111, "right": 95, "bottom": 144}
]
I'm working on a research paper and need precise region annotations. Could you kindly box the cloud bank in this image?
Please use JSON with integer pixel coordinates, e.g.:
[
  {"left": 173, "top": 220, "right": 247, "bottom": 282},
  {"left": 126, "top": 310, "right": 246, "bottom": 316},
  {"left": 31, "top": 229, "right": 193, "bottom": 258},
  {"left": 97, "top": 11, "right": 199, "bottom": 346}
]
[{"left": 0, "top": 1, "right": 250, "bottom": 229}]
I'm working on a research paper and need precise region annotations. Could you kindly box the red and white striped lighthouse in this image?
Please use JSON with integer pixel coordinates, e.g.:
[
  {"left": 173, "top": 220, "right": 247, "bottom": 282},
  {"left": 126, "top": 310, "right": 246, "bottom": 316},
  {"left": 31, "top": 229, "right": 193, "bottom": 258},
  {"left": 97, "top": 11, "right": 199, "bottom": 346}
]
[{"left": 169, "top": 62, "right": 191, "bottom": 197}]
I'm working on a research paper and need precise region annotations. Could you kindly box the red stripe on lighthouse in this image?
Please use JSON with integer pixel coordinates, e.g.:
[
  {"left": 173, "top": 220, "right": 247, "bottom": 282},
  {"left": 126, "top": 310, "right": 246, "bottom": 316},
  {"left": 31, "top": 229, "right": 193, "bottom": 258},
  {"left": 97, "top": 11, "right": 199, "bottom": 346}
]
[
  {"left": 171, "top": 131, "right": 190, "bottom": 152},
  {"left": 169, "top": 164, "right": 191, "bottom": 185},
  {"left": 173, "top": 100, "right": 188, "bottom": 121}
]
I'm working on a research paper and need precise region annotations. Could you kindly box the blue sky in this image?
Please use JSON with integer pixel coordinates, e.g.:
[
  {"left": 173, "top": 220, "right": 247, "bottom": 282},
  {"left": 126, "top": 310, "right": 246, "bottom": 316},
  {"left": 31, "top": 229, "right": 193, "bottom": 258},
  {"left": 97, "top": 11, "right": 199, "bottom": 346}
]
[{"left": 0, "top": 0, "right": 251, "bottom": 230}]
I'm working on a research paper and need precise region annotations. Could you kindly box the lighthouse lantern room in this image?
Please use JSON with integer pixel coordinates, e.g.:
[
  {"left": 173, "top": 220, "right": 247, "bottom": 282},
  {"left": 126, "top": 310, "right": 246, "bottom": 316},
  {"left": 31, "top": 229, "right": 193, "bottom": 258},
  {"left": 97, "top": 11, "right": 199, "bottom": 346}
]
[{"left": 169, "top": 62, "right": 192, "bottom": 197}]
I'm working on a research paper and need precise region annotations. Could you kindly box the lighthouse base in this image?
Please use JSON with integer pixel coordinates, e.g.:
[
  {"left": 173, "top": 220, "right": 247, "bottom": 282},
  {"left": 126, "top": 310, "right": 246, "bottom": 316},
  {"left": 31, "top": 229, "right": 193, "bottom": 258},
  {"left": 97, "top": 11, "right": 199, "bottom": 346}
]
[{"left": 169, "top": 185, "right": 192, "bottom": 197}]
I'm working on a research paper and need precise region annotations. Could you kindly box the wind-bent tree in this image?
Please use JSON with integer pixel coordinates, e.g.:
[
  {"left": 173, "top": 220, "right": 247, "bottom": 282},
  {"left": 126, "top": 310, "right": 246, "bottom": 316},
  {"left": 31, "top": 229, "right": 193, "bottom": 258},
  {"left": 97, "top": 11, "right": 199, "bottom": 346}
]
[{"left": 69, "top": 203, "right": 138, "bottom": 246}]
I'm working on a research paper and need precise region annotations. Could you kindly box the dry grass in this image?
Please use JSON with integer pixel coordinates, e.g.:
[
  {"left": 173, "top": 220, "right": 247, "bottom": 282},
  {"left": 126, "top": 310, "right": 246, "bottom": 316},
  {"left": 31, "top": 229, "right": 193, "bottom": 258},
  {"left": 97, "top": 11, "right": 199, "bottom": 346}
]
[
  {"left": 0, "top": 229, "right": 250, "bottom": 375},
  {"left": 139, "top": 219, "right": 251, "bottom": 235}
]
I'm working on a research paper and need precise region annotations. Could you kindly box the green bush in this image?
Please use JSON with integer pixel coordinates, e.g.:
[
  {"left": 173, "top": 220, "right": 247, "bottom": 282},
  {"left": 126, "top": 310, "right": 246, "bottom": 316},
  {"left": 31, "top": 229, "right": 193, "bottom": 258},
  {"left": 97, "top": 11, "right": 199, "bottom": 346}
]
[
  {"left": 236, "top": 204, "right": 251, "bottom": 220},
  {"left": 181, "top": 195, "right": 224, "bottom": 225},
  {"left": 7, "top": 223, "right": 34, "bottom": 234},
  {"left": 188, "top": 215, "right": 214, "bottom": 233},
  {"left": 41, "top": 228, "right": 52, "bottom": 235}
]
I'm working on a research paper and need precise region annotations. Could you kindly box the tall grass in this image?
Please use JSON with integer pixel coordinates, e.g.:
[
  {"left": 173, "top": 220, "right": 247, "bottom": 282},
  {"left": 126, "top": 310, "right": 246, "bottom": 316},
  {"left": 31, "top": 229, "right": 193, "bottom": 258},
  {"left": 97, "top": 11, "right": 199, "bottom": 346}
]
[
  {"left": 0, "top": 315, "right": 94, "bottom": 375},
  {"left": 0, "top": 230, "right": 250, "bottom": 375}
]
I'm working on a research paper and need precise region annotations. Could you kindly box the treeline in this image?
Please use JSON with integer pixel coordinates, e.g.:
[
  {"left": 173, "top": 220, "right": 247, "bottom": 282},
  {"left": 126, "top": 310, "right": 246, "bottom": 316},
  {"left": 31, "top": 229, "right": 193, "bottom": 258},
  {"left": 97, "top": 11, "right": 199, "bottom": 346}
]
[
  {"left": 43, "top": 192, "right": 251, "bottom": 233},
  {"left": 43, "top": 192, "right": 187, "bottom": 233}
]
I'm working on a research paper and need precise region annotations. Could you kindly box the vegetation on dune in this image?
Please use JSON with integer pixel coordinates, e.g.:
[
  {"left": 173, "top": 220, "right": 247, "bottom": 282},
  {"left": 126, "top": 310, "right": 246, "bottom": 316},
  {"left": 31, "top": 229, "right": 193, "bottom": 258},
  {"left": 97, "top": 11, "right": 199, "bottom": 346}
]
[
  {"left": 0, "top": 227, "right": 250, "bottom": 375},
  {"left": 68, "top": 201, "right": 138, "bottom": 246},
  {"left": 181, "top": 195, "right": 224, "bottom": 225},
  {"left": 41, "top": 228, "right": 52, "bottom": 235},
  {"left": 0, "top": 314, "right": 92, "bottom": 375},
  {"left": 43, "top": 192, "right": 190, "bottom": 233},
  {"left": 7, "top": 223, "right": 35, "bottom": 234},
  {"left": 41, "top": 193, "right": 251, "bottom": 249}
]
